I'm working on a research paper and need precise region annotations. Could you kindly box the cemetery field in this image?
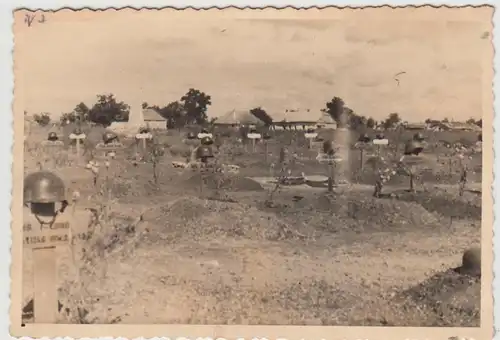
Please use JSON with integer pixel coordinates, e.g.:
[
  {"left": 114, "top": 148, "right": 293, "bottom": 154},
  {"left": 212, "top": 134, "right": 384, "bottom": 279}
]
[{"left": 22, "top": 125, "right": 482, "bottom": 326}]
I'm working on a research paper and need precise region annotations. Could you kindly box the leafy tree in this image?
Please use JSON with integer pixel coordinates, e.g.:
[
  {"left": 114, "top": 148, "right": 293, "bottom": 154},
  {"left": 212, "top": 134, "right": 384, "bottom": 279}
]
[
  {"left": 323, "top": 97, "right": 349, "bottom": 128},
  {"left": 142, "top": 102, "right": 149, "bottom": 109},
  {"left": 33, "top": 112, "right": 51, "bottom": 126},
  {"left": 73, "top": 102, "right": 90, "bottom": 122},
  {"left": 349, "top": 113, "right": 367, "bottom": 130},
  {"left": 250, "top": 107, "right": 273, "bottom": 127},
  {"left": 156, "top": 101, "right": 186, "bottom": 129},
  {"left": 366, "top": 117, "right": 376, "bottom": 129},
  {"left": 88, "top": 94, "right": 130, "bottom": 127},
  {"left": 383, "top": 113, "right": 401, "bottom": 129},
  {"left": 475, "top": 119, "right": 482, "bottom": 127},
  {"left": 180, "top": 88, "right": 212, "bottom": 125}
]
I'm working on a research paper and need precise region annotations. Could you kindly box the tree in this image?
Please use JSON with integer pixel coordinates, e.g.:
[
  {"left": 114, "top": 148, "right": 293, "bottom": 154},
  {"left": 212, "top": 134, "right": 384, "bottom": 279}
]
[
  {"left": 250, "top": 107, "right": 273, "bottom": 127},
  {"left": 73, "top": 102, "right": 90, "bottom": 122},
  {"left": 33, "top": 112, "right": 51, "bottom": 126},
  {"left": 349, "top": 113, "right": 367, "bottom": 130},
  {"left": 323, "top": 97, "right": 349, "bottom": 128},
  {"left": 180, "top": 88, "right": 212, "bottom": 125},
  {"left": 87, "top": 94, "right": 130, "bottom": 127},
  {"left": 475, "top": 119, "right": 482, "bottom": 127},
  {"left": 383, "top": 113, "right": 401, "bottom": 129},
  {"left": 142, "top": 102, "right": 149, "bottom": 109},
  {"left": 157, "top": 101, "right": 186, "bottom": 129},
  {"left": 366, "top": 117, "right": 376, "bottom": 129}
]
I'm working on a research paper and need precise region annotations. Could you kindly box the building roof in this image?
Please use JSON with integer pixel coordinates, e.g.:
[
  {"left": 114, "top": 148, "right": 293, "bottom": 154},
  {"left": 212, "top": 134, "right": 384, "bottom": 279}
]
[
  {"left": 405, "top": 122, "right": 427, "bottom": 130},
  {"left": 142, "top": 108, "right": 165, "bottom": 121},
  {"left": 441, "top": 121, "right": 481, "bottom": 132},
  {"left": 270, "top": 108, "right": 322, "bottom": 124},
  {"left": 316, "top": 112, "right": 336, "bottom": 125},
  {"left": 215, "top": 109, "right": 262, "bottom": 125}
]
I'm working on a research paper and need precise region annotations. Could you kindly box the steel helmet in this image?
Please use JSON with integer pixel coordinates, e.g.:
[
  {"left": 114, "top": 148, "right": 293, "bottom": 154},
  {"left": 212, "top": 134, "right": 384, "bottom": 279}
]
[
  {"left": 358, "top": 133, "right": 371, "bottom": 143},
  {"left": 201, "top": 128, "right": 209, "bottom": 134},
  {"left": 139, "top": 127, "right": 150, "bottom": 134},
  {"left": 461, "top": 247, "right": 481, "bottom": 276},
  {"left": 103, "top": 132, "right": 119, "bottom": 144},
  {"left": 404, "top": 139, "right": 424, "bottom": 156},
  {"left": 24, "top": 171, "right": 66, "bottom": 204},
  {"left": 263, "top": 132, "right": 271, "bottom": 140},
  {"left": 375, "top": 133, "right": 385, "bottom": 140},
  {"left": 306, "top": 128, "right": 315, "bottom": 134},
  {"left": 187, "top": 132, "right": 197, "bottom": 140},
  {"left": 47, "top": 132, "right": 58, "bottom": 141},
  {"left": 196, "top": 145, "right": 213, "bottom": 159},
  {"left": 413, "top": 132, "right": 425, "bottom": 141},
  {"left": 323, "top": 140, "right": 336, "bottom": 155},
  {"left": 73, "top": 127, "right": 83, "bottom": 135},
  {"left": 200, "top": 136, "right": 214, "bottom": 146}
]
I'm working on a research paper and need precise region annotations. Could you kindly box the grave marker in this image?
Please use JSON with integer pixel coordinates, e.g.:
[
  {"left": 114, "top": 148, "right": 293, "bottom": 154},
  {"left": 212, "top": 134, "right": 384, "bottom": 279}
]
[
  {"left": 247, "top": 132, "right": 261, "bottom": 152},
  {"left": 69, "top": 133, "right": 86, "bottom": 163}
]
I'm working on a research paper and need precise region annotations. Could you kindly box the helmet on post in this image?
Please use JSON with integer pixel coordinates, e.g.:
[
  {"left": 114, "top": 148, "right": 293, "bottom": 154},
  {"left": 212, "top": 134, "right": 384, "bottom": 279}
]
[
  {"left": 139, "top": 127, "right": 150, "bottom": 134},
  {"left": 73, "top": 127, "right": 82, "bottom": 135},
  {"left": 103, "top": 132, "right": 119, "bottom": 144},
  {"left": 375, "top": 133, "right": 385, "bottom": 140},
  {"left": 200, "top": 136, "right": 213, "bottom": 146},
  {"left": 358, "top": 133, "right": 371, "bottom": 143},
  {"left": 323, "top": 140, "right": 336, "bottom": 155},
  {"left": 196, "top": 145, "right": 213, "bottom": 159},
  {"left": 24, "top": 171, "right": 66, "bottom": 204},
  {"left": 404, "top": 140, "right": 424, "bottom": 156},
  {"left": 413, "top": 132, "right": 425, "bottom": 142},
  {"left": 47, "top": 132, "right": 58, "bottom": 141}
]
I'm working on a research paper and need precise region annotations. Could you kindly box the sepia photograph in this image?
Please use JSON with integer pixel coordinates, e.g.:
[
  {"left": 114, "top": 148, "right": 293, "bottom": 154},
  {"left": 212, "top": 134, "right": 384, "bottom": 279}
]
[{"left": 11, "top": 5, "right": 493, "bottom": 339}]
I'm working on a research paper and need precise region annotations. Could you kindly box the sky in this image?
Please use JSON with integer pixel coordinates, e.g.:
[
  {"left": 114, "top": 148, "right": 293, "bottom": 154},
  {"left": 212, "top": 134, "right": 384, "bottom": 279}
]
[{"left": 13, "top": 7, "right": 493, "bottom": 123}]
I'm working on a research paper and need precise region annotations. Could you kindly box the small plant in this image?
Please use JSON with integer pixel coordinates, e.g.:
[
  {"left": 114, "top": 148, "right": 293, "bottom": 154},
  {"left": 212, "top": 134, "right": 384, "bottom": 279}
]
[{"left": 144, "top": 136, "right": 166, "bottom": 185}]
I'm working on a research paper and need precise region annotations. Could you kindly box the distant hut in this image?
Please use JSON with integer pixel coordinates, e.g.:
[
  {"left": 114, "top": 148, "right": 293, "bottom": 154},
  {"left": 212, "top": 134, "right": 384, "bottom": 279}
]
[
  {"left": 316, "top": 112, "right": 337, "bottom": 130},
  {"left": 214, "top": 109, "right": 262, "bottom": 128},
  {"left": 142, "top": 108, "right": 167, "bottom": 130}
]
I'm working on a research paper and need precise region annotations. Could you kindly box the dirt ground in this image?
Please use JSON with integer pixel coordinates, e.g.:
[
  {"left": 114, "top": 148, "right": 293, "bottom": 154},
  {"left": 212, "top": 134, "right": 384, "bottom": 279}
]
[{"left": 21, "top": 128, "right": 482, "bottom": 326}]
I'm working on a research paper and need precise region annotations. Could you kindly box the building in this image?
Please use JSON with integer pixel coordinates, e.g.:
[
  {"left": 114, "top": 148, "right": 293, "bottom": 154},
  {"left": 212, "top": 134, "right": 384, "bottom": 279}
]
[
  {"left": 316, "top": 112, "right": 337, "bottom": 130},
  {"left": 214, "top": 109, "right": 263, "bottom": 127},
  {"left": 404, "top": 122, "right": 427, "bottom": 131},
  {"left": 142, "top": 108, "right": 167, "bottom": 130},
  {"left": 436, "top": 121, "right": 481, "bottom": 132},
  {"left": 270, "top": 108, "right": 322, "bottom": 130}
]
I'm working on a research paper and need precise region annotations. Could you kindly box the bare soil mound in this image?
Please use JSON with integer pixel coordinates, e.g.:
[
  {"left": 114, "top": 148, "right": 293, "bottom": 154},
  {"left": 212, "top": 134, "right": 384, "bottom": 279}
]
[
  {"left": 390, "top": 268, "right": 480, "bottom": 326},
  {"left": 395, "top": 190, "right": 481, "bottom": 219},
  {"left": 183, "top": 173, "right": 264, "bottom": 192},
  {"left": 313, "top": 193, "right": 440, "bottom": 228},
  {"left": 142, "top": 197, "right": 307, "bottom": 242}
]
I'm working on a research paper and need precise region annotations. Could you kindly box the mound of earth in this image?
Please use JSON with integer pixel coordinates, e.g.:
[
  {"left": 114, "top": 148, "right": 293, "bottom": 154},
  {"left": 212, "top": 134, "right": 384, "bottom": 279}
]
[
  {"left": 183, "top": 173, "right": 264, "bottom": 192},
  {"left": 390, "top": 268, "right": 480, "bottom": 327},
  {"left": 140, "top": 196, "right": 307, "bottom": 242},
  {"left": 395, "top": 189, "right": 481, "bottom": 219},
  {"left": 313, "top": 193, "right": 439, "bottom": 228}
]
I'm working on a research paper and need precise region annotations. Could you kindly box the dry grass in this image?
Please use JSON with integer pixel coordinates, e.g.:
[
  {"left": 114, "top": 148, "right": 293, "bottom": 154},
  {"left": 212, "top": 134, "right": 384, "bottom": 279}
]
[{"left": 22, "top": 126, "right": 482, "bottom": 326}]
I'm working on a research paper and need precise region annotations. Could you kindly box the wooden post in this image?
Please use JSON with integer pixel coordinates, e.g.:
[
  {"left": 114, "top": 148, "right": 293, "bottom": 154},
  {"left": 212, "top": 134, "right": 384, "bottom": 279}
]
[
  {"left": 265, "top": 141, "right": 268, "bottom": 162},
  {"left": 23, "top": 222, "right": 71, "bottom": 323},
  {"left": 136, "top": 133, "right": 153, "bottom": 160},
  {"left": 69, "top": 134, "right": 86, "bottom": 165},
  {"left": 33, "top": 247, "right": 58, "bottom": 323},
  {"left": 247, "top": 133, "right": 261, "bottom": 153},
  {"left": 360, "top": 148, "right": 364, "bottom": 171}
]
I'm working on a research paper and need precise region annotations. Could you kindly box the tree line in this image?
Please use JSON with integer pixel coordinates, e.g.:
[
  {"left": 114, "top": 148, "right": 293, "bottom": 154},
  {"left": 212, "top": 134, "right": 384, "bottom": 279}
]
[{"left": 30, "top": 89, "right": 482, "bottom": 131}]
